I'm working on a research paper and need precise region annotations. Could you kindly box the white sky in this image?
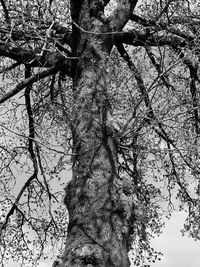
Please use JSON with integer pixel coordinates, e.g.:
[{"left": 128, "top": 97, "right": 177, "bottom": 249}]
[{"left": 147, "top": 211, "right": 200, "bottom": 267}]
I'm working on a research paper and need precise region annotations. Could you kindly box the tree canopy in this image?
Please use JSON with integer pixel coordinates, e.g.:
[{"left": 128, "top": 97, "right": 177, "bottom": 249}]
[{"left": 0, "top": 0, "right": 200, "bottom": 266}]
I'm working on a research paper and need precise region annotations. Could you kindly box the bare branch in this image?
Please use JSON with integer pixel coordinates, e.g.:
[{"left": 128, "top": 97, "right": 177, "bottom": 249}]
[
  {"left": 0, "top": 124, "right": 67, "bottom": 154},
  {"left": 115, "top": 30, "right": 188, "bottom": 47},
  {"left": 0, "top": 172, "right": 37, "bottom": 233},
  {"left": 156, "top": 0, "right": 175, "bottom": 20},
  {"left": 130, "top": 13, "right": 196, "bottom": 43},
  {"left": 108, "top": 0, "right": 138, "bottom": 31},
  {"left": 116, "top": 42, "right": 174, "bottom": 143},
  {"left": 0, "top": 0, "right": 10, "bottom": 24},
  {"left": 117, "top": 42, "right": 200, "bottom": 176},
  {"left": 172, "top": 46, "right": 200, "bottom": 134},
  {"left": 24, "top": 65, "right": 37, "bottom": 160},
  {"left": 0, "top": 66, "right": 58, "bottom": 104},
  {"left": 0, "top": 41, "right": 73, "bottom": 69},
  {"left": 145, "top": 46, "right": 176, "bottom": 91},
  {"left": 0, "top": 62, "right": 21, "bottom": 73}
]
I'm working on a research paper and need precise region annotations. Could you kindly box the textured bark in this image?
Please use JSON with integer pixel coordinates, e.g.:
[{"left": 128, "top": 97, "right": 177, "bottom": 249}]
[
  {"left": 59, "top": 1, "right": 136, "bottom": 266},
  {"left": 63, "top": 55, "right": 134, "bottom": 267}
]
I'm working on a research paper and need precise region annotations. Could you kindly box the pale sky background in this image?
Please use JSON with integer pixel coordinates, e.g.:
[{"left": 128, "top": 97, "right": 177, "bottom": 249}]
[{"left": 149, "top": 211, "right": 200, "bottom": 267}]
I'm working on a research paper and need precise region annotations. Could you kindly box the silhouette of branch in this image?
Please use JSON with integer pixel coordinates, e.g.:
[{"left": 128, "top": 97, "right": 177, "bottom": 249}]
[
  {"left": 0, "top": 0, "right": 10, "bottom": 24},
  {"left": 0, "top": 66, "right": 58, "bottom": 104}
]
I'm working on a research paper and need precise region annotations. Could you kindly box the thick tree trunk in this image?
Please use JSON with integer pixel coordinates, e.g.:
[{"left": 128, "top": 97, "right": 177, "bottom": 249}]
[
  {"left": 63, "top": 55, "right": 134, "bottom": 267},
  {"left": 59, "top": 2, "right": 136, "bottom": 266}
]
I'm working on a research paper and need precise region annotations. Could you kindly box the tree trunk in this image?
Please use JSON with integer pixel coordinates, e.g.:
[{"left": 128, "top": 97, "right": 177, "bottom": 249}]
[
  {"left": 63, "top": 56, "right": 134, "bottom": 267},
  {"left": 60, "top": 2, "right": 135, "bottom": 267}
]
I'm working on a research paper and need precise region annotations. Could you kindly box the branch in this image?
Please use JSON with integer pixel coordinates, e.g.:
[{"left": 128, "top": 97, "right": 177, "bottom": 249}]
[
  {"left": 145, "top": 46, "right": 176, "bottom": 91},
  {"left": 52, "top": 22, "right": 72, "bottom": 46},
  {"left": 130, "top": 13, "right": 196, "bottom": 45},
  {"left": 108, "top": 0, "right": 138, "bottom": 31},
  {"left": 24, "top": 65, "right": 37, "bottom": 160},
  {"left": 115, "top": 30, "right": 188, "bottom": 47},
  {"left": 0, "top": 20, "right": 72, "bottom": 46},
  {"left": 0, "top": 124, "right": 67, "bottom": 154},
  {"left": 0, "top": 65, "right": 43, "bottom": 234},
  {"left": 130, "top": 13, "right": 196, "bottom": 36},
  {"left": 156, "top": 0, "right": 175, "bottom": 21},
  {"left": 0, "top": 0, "right": 10, "bottom": 24},
  {"left": 116, "top": 42, "right": 174, "bottom": 144},
  {"left": 0, "top": 41, "right": 74, "bottom": 75},
  {"left": 130, "top": 13, "right": 157, "bottom": 27},
  {"left": 117, "top": 42, "right": 200, "bottom": 176},
  {"left": 172, "top": 46, "right": 200, "bottom": 134},
  {"left": 0, "top": 66, "right": 58, "bottom": 104},
  {"left": 0, "top": 62, "right": 20, "bottom": 73},
  {"left": 0, "top": 173, "right": 37, "bottom": 233},
  {"left": 168, "top": 143, "right": 196, "bottom": 205}
]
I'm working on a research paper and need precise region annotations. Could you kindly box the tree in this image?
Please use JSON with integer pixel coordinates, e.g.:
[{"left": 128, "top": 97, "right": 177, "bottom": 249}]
[{"left": 0, "top": 0, "right": 200, "bottom": 266}]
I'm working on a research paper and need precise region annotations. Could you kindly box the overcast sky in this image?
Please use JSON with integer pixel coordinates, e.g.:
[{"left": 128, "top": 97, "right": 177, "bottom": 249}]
[{"left": 147, "top": 211, "right": 200, "bottom": 267}]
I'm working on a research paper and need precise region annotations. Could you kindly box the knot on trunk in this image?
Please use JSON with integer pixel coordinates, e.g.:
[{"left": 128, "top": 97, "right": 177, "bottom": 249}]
[
  {"left": 112, "top": 176, "right": 135, "bottom": 218},
  {"left": 63, "top": 244, "right": 103, "bottom": 267}
]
